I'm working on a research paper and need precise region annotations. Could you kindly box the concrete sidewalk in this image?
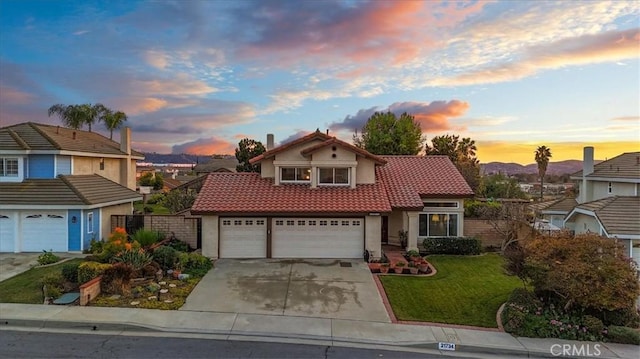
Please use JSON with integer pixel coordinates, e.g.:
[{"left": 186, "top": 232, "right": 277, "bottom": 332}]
[{"left": 1, "top": 303, "right": 637, "bottom": 358}]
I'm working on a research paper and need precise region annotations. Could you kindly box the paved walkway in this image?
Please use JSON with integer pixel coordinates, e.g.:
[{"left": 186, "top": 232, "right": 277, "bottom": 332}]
[{"left": 1, "top": 303, "right": 638, "bottom": 358}]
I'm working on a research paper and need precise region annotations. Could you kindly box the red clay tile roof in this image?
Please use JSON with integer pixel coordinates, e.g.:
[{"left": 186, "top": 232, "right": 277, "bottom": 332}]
[
  {"left": 377, "top": 156, "right": 474, "bottom": 209},
  {"left": 191, "top": 173, "right": 391, "bottom": 214},
  {"left": 249, "top": 130, "right": 331, "bottom": 164},
  {"left": 300, "top": 137, "right": 387, "bottom": 165}
]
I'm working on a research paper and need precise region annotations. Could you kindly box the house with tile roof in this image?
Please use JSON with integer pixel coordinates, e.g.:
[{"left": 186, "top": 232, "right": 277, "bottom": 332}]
[
  {"left": 564, "top": 147, "right": 640, "bottom": 265},
  {"left": 191, "top": 130, "right": 473, "bottom": 259},
  {"left": 0, "top": 122, "right": 143, "bottom": 253}
]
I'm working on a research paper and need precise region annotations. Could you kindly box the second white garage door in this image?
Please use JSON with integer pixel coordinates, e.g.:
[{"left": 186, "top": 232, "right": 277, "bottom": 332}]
[
  {"left": 272, "top": 218, "right": 364, "bottom": 258},
  {"left": 219, "top": 217, "right": 267, "bottom": 258}
]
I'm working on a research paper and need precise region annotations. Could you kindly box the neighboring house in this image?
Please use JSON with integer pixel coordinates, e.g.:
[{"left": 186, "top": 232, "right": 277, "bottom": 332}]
[
  {"left": 530, "top": 197, "right": 578, "bottom": 229},
  {"left": 564, "top": 148, "right": 640, "bottom": 263},
  {"left": 191, "top": 130, "right": 473, "bottom": 259},
  {"left": 564, "top": 196, "right": 640, "bottom": 265},
  {"left": 193, "top": 157, "right": 239, "bottom": 175},
  {"left": 0, "top": 123, "right": 143, "bottom": 252},
  {"left": 571, "top": 148, "right": 640, "bottom": 204}
]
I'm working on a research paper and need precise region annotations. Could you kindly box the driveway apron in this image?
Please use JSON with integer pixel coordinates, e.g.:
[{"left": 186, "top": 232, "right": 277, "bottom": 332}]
[{"left": 181, "top": 259, "right": 391, "bottom": 323}]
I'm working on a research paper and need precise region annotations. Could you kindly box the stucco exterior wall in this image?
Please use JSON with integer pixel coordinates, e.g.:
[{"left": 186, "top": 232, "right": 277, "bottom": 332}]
[
  {"left": 591, "top": 181, "right": 637, "bottom": 201},
  {"left": 101, "top": 203, "right": 133, "bottom": 241},
  {"left": 355, "top": 159, "right": 376, "bottom": 184},
  {"left": 260, "top": 158, "right": 275, "bottom": 178},
  {"left": 202, "top": 215, "right": 219, "bottom": 258},
  {"left": 365, "top": 215, "right": 382, "bottom": 259},
  {"left": 73, "top": 156, "right": 137, "bottom": 189},
  {"left": 571, "top": 213, "right": 603, "bottom": 235},
  {"left": 387, "top": 210, "right": 404, "bottom": 245}
]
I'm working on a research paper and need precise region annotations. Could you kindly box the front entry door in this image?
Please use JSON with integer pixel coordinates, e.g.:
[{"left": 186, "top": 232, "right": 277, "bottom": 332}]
[{"left": 381, "top": 216, "right": 389, "bottom": 244}]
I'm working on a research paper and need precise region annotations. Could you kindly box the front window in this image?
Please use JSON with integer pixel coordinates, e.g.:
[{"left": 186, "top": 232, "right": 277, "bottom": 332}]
[
  {"left": 281, "top": 167, "right": 311, "bottom": 182},
  {"left": 318, "top": 167, "right": 349, "bottom": 185},
  {"left": 0, "top": 158, "right": 19, "bottom": 177},
  {"left": 87, "top": 213, "right": 94, "bottom": 234},
  {"left": 419, "top": 213, "right": 458, "bottom": 237}
]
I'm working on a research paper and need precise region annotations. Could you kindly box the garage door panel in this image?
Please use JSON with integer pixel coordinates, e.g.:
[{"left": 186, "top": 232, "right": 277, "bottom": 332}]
[
  {"left": 219, "top": 217, "right": 266, "bottom": 258},
  {"left": 0, "top": 212, "right": 15, "bottom": 252},
  {"left": 22, "top": 212, "right": 68, "bottom": 252},
  {"left": 272, "top": 218, "right": 363, "bottom": 258}
]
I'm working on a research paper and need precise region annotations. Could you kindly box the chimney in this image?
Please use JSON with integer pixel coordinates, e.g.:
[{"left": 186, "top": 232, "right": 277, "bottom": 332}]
[
  {"left": 120, "top": 127, "right": 131, "bottom": 155},
  {"left": 581, "top": 146, "right": 594, "bottom": 204},
  {"left": 120, "top": 127, "right": 133, "bottom": 190},
  {"left": 267, "top": 133, "right": 274, "bottom": 150}
]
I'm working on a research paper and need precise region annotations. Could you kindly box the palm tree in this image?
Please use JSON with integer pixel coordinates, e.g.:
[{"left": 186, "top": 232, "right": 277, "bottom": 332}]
[
  {"left": 48, "top": 103, "right": 105, "bottom": 132},
  {"left": 100, "top": 108, "right": 128, "bottom": 140},
  {"left": 534, "top": 145, "right": 552, "bottom": 200},
  {"left": 80, "top": 103, "right": 104, "bottom": 132},
  {"left": 48, "top": 104, "right": 84, "bottom": 130}
]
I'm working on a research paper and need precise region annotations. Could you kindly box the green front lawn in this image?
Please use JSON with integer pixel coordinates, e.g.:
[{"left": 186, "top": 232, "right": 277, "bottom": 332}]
[
  {"left": 379, "top": 253, "right": 521, "bottom": 328},
  {"left": 0, "top": 259, "right": 84, "bottom": 304}
]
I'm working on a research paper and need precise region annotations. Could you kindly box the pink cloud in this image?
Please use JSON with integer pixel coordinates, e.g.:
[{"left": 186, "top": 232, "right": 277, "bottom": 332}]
[
  {"left": 0, "top": 86, "right": 36, "bottom": 105},
  {"left": 330, "top": 100, "right": 470, "bottom": 133},
  {"left": 237, "top": 1, "right": 487, "bottom": 69},
  {"left": 171, "top": 136, "right": 236, "bottom": 155}
]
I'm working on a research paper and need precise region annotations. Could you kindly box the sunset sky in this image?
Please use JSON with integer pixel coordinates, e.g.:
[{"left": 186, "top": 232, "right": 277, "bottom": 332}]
[{"left": 1, "top": 0, "right": 638, "bottom": 164}]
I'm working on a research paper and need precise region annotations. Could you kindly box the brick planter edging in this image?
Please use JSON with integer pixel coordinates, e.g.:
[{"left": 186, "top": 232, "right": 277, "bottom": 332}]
[{"left": 79, "top": 276, "right": 102, "bottom": 306}]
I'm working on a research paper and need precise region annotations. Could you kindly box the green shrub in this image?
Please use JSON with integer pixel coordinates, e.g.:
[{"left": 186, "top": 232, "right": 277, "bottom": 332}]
[
  {"left": 176, "top": 252, "right": 189, "bottom": 270},
  {"left": 422, "top": 237, "right": 482, "bottom": 255},
  {"left": 582, "top": 315, "right": 604, "bottom": 335},
  {"left": 41, "top": 273, "right": 64, "bottom": 299},
  {"left": 78, "top": 261, "right": 112, "bottom": 284},
  {"left": 464, "top": 200, "right": 501, "bottom": 218},
  {"left": 37, "top": 250, "right": 60, "bottom": 265},
  {"left": 113, "top": 249, "right": 152, "bottom": 271},
  {"left": 146, "top": 193, "right": 165, "bottom": 205},
  {"left": 130, "top": 229, "right": 162, "bottom": 248},
  {"left": 183, "top": 252, "right": 213, "bottom": 277},
  {"left": 88, "top": 239, "right": 104, "bottom": 254},
  {"left": 168, "top": 239, "right": 190, "bottom": 252},
  {"left": 606, "top": 326, "right": 640, "bottom": 345},
  {"left": 152, "top": 246, "right": 178, "bottom": 271},
  {"left": 61, "top": 262, "right": 80, "bottom": 283},
  {"left": 602, "top": 308, "right": 640, "bottom": 328}
]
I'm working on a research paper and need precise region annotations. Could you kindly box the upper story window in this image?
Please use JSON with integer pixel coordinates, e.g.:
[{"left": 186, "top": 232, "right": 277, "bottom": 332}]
[
  {"left": 318, "top": 167, "right": 349, "bottom": 185},
  {"left": 281, "top": 167, "right": 311, "bottom": 183},
  {"left": 0, "top": 157, "right": 19, "bottom": 177}
]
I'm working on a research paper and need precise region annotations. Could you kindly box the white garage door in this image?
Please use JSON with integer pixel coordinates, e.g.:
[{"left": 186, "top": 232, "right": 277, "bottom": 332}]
[
  {"left": 22, "top": 211, "right": 68, "bottom": 252},
  {"left": 272, "top": 218, "right": 364, "bottom": 258},
  {"left": 0, "top": 212, "right": 15, "bottom": 252},
  {"left": 219, "top": 217, "right": 267, "bottom": 258}
]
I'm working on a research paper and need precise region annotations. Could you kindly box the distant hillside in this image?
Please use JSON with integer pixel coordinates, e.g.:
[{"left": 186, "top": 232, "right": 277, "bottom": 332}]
[
  {"left": 140, "top": 153, "right": 230, "bottom": 164},
  {"left": 481, "top": 160, "right": 586, "bottom": 176}
]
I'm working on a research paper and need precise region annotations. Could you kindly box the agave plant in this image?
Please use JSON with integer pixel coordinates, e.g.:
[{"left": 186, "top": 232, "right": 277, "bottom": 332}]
[{"left": 113, "top": 248, "right": 152, "bottom": 271}]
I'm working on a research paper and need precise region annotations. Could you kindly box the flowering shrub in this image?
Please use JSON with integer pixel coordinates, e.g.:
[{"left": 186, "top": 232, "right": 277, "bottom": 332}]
[
  {"left": 502, "top": 289, "right": 609, "bottom": 342},
  {"left": 99, "top": 227, "right": 140, "bottom": 263}
]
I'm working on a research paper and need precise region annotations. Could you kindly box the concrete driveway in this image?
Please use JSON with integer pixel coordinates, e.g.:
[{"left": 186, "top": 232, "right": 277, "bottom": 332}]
[
  {"left": 0, "top": 253, "right": 85, "bottom": 282},
  {"left": 0, "top": 253, "right": 42, "bottom": 282},
  {"left": 181, "top": 259, "right": 391, "bottom": 323}
]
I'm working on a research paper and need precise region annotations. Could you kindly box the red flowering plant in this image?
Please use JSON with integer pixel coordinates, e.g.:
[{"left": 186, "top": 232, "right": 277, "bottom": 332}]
[{"left": 99, "top": 227, "right": 141, "bottom": 263}]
